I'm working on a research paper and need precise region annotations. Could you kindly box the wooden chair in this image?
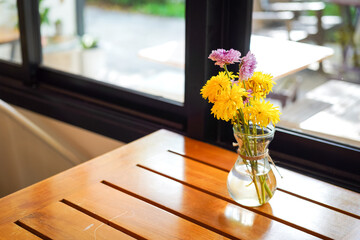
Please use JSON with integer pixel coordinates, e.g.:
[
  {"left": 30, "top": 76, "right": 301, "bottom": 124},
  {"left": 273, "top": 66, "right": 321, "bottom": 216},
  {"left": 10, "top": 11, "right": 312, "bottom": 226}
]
[
  {"left": 261, "top": 1, "right": 325, "bottom": 42},
  {"left": 267, "top": 76, "right": 303, "bottom": 108},
  {"left": 258, "top": 0, "right": 341, "bottom": 45},
  {"left": 253, "top": 0, "right": 297, "bottom": 40},
  {"left": 252, "top": 11, "right": 295, "bottom": 40}
]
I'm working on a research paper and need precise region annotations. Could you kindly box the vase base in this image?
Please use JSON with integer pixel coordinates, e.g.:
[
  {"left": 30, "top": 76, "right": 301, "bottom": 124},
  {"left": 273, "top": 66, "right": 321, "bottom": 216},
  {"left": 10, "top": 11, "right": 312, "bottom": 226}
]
[
  {"left": 231, "top": 197, "right": 266, "bottom": 207},
  {"left": 227, "top": 163, "right": 276, "bottom": 207}
]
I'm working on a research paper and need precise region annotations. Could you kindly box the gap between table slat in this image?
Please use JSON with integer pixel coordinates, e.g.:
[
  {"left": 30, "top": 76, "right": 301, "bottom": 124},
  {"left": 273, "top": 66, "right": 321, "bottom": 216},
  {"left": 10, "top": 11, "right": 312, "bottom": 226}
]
[
  {"left": 14, "top": 221, "right": 51, "bottom": 240},
  {"left": 278, "top": 188, "right": 360, "bottom": 220},
  {"left": 168, "top": 150, "right": 230, "bottom": 172},
  {"left": 0, "top": 223, "right": 43, "bottom": 240},
  {"left": 63, "top": 182, "right": 230, "bottom": 240},
  {"left": 60, "top": 199, "right": 146, "bottom": 240},
  {"left": 168, "top": 150, "right": 360, "bottom": 220},
  {"left": 102, "top": 165, "right": 321, "bottom": 240},
  {"left": 136, "top": 164, "right": 330, "bottom": 240},
  {"left": 100, "top": 180, "right": 238, "bottom": 240},
  {"left": 15, "top": 201, "right": 137, "bottom": 240}
]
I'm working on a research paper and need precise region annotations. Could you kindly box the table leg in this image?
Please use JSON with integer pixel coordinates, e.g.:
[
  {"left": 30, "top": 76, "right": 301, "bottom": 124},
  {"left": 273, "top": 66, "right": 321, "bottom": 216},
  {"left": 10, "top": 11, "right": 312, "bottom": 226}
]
[
  {"left": 10, "top": 40, "right": 17, "bottom": 61},
  {"left": 339, "top": 5, "right": 359, "bottom": 68}
]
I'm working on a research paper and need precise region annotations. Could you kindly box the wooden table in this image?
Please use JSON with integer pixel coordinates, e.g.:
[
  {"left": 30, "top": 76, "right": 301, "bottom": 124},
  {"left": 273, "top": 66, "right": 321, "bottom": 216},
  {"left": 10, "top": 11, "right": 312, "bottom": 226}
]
[
  {"left": 0, "top": 130, "right": 359, "bottom": 239},
  {"left": 280, "top": 79, "right": 360, "bottom": 147},
  {"left": 138, "top": 35, "right": 334, "bottom": 81},
  {"left": 0, "top": 28, "right": 19, "bottom": 61}
]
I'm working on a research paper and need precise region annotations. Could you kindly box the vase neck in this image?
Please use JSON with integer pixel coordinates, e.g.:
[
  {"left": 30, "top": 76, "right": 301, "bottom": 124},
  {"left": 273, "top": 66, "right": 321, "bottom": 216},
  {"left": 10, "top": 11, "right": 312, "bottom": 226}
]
[
  {"left": 234, "top": 125, "right": 274, "bottom": 157},
  {"left": 238, "top": 149, "right": 269, "bottom": 161}
]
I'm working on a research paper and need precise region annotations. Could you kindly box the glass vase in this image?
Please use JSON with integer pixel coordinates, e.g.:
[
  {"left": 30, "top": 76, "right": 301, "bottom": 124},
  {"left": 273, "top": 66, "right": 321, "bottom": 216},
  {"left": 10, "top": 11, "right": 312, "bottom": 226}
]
[{"left": 227, "top": 124, "right": 277, "bottom": 207}]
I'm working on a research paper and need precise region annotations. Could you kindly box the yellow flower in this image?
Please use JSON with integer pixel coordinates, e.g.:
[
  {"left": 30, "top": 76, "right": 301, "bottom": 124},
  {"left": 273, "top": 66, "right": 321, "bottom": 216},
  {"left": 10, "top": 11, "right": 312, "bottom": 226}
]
[
  {"left": 210, "top": 84, "right": 247, "bottom": 121},
  {"left": 246, "top": 99, "right": 281, "bottom": 127},
  {"left": 200, "top": 71, "right": 237, "bottom": 103},
  {"left": 246, "top": 72, "right": 275, "bottom": 99},
  {"left": 242, "top": 105, "right": 251, "bottom": 124}
]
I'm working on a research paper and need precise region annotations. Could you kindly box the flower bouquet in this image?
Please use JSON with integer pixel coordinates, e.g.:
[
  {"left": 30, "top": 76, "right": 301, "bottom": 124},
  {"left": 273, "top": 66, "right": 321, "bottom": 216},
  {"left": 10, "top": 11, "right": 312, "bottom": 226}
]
[{"left": 201, "top": 49, "right": 281, "bottom": 207}]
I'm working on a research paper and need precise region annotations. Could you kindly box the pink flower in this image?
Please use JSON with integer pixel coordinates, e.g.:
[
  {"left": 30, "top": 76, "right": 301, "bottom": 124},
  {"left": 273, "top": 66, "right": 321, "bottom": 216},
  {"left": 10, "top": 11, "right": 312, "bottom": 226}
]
[
  {"left": 209, "top": 49, "right": 241, "bottom": 68},
  {"left": 231, "top": 79, "right": 239, "bottom": 85},
  {"left": 243, "top": 89, "right": 253, "bottom": 104},
  {"left": 239, "top": 51, "right": 257, "bottom": 80}
]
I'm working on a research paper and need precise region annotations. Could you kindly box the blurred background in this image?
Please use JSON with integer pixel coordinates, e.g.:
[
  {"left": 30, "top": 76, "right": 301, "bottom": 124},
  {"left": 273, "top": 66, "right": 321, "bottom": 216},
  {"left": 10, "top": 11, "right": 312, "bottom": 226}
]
[{"left": 0, "top": 0, "right": 359, "bottom": 148}]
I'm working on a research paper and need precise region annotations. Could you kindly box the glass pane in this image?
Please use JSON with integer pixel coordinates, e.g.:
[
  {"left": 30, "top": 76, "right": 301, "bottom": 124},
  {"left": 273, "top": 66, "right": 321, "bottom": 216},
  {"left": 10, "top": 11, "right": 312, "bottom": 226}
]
[
  {"left": 252, "top": 0, "right": 360, "bottom": 148},
  {"left": 41, "top": 0, "right": 185, "bottom": 103},
  {"left": 0, "top": 0, "right": 21, "bottom": 64}
]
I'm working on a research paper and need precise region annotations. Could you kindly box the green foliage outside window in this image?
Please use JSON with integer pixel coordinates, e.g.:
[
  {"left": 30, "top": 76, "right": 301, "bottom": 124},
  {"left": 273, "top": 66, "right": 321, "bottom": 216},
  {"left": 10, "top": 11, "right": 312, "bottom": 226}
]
[
  {"left": 90, "top": 0, "right": 168, "bottom": 6},
  {"left": 87, "top": 0, "right": 185, "bottom": 18},
  {"left": 39, "top": 0, "right": 51, "bottom": 26}
]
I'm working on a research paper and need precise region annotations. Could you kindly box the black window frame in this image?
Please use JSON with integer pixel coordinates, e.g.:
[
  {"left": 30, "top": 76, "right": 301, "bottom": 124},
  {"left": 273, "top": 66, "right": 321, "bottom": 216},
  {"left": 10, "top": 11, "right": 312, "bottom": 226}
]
[{"left": 0, "top": 0, "right": 358, "bottom": 192}]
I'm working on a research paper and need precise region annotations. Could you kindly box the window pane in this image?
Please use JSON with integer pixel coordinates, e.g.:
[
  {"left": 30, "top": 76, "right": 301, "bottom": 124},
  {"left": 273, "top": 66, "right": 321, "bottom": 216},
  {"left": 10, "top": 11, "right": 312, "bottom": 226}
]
[
  {"left": 252, "top": 1, "right": 360, "bottom": 148},
  {"left": 41, "top": 0, "right": 185, "bottom": 103},
  {"left": 0, "top": 0, "right": 21, "bottom": 64}
]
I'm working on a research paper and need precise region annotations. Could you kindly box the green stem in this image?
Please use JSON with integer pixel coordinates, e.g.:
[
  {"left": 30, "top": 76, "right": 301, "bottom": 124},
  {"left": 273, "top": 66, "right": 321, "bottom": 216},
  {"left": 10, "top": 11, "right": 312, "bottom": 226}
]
[
  {"left": 242, "top": 79, "right": 247, "bottom": 90},
  {"left": 223, "top": 64, "right": 232, "bottom": 79},
  {"left": 252, "top": 125, "right": 264, "bottom": 203},
  {"left": 264, "top": 181, "right": 273, "bottom": 198},
  {"left": 252, "top": 168, "right": 262, "bottom": 204},
  {"left": 237, "top": 110, "right": 252, "bottom": 156},
  {"left": 261, "top": 127, "right": 273, "bottom": 199},
  {"left": 253, "top": 124, "right": 258, "bottom": 166},
  {"left": 236, "top": 111, "right": 274, "bottom": 205},
  {"left": 261, "top": 178, "right": 266, "bottom": 202}
]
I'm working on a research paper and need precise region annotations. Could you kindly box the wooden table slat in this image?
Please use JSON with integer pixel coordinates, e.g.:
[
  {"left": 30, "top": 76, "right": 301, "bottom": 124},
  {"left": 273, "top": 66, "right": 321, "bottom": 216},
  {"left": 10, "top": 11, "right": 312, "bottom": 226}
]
[
  {"left": 138, "top": 151, "right": 360, "bottom": 240},
  {"left": 64, "top": 182, "right": 229, "bottom": 240},
  {"left": 0, "top": 130, "right": 168, "bottom": 225},
  {"left": 0, "top": 129, "right": 358, "bottom": 239},
  {"left": 0, "top": 223, "right": 41, "bottom": 240},
  {"left": 17, "top": 202, "right": 135, "bottom": 240},
  {"left": 168, "top": 134, "right": 360, "bottom": 217},
  {"left": 105, "top": 166, "right": 319, "bottom": 240}
]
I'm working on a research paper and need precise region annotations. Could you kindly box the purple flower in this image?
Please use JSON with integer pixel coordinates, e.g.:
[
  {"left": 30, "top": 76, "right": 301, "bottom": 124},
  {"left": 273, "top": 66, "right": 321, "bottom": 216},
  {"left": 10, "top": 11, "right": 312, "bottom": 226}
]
[
  {"left": 239, "top": 51, "right": 257, "bottom": 80},
  {"left": 243, "top": 89, "right": 253, "bottom": 104},
  {"left": 230, "top": 79, "right": 239, "bottom": 85},
  {"left": 208, "top": 49, "right": 241, "bottom": 68}
]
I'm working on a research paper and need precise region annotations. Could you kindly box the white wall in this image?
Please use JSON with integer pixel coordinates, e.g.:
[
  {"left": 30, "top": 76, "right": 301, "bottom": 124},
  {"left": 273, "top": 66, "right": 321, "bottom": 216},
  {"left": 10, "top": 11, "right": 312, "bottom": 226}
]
[
  {"left": 16, "top": 106, "right": 124, "bottom": 160},
  {"left": 0, "top": 105, "right": 124, "bottom": 197}
]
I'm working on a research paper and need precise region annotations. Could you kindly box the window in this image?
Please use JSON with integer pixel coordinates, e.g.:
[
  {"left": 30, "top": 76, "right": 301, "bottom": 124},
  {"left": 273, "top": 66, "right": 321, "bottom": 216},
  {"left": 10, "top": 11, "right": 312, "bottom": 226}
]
[
  {"left": 249, "top": 0, "right": 360, "bottom": 191},
  {"left": 252, "top": 0, "right": 360, "bottom": 149},
  {"left": 40, "top": 0, "right": 185, "bottom": 103},
  {"left": 0, "top": 0, "right": 358, "bottom": 192},
  {"left": 0, "top": 0, "right": 21, "bottom": 64}
]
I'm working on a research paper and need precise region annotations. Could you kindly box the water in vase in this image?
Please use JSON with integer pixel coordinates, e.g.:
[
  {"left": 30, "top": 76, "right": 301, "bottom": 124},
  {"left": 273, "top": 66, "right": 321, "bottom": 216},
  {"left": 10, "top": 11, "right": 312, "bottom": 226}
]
[{"left": 227, "top": 161, "right": 277, "bottom": 207}]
